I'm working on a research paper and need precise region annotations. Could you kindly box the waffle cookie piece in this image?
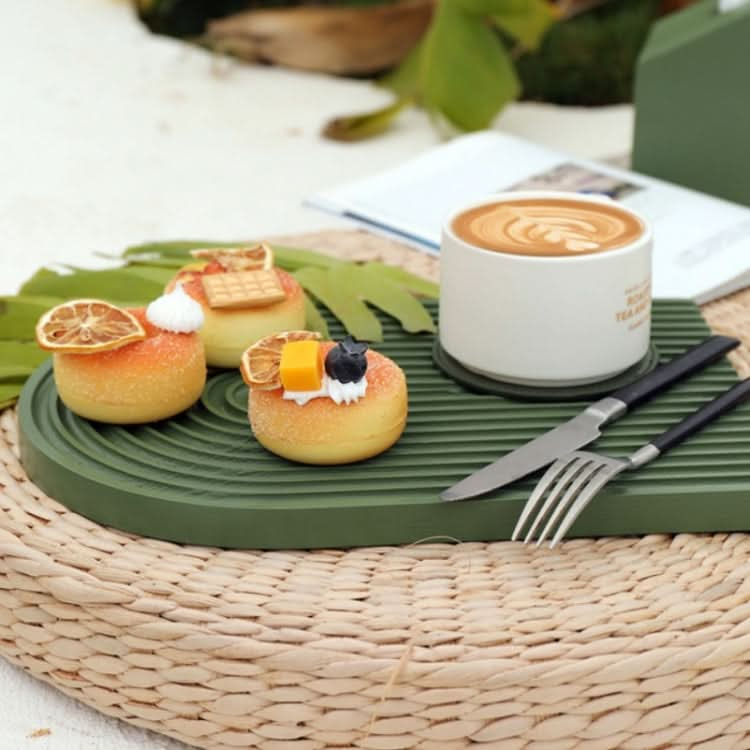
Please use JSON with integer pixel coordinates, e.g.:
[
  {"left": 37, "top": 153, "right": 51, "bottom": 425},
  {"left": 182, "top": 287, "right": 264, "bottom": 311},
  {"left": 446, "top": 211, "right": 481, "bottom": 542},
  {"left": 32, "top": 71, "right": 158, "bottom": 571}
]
[
  {"left": 202, "top": 270, "right": 287, "bottom": 309},
  {"left": 167, "top": 247, "right": 306, "bottom": 368}
]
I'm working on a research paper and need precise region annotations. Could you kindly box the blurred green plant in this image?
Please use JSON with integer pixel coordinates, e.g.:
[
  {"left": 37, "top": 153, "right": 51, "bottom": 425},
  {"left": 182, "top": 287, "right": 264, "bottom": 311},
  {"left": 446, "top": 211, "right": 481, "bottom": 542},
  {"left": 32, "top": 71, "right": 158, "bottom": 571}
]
[
  {"left": 516, "top": 0, "right": 660, "bottom": 105},
  {"left": 325, "top": 0, "right": 557, "bottom": 140},
  {"left": 134, "top": 0, "right": 663, "bottom": 141},
  {"left": 135, "top": 0, "right": 555, "bottom": 139}
]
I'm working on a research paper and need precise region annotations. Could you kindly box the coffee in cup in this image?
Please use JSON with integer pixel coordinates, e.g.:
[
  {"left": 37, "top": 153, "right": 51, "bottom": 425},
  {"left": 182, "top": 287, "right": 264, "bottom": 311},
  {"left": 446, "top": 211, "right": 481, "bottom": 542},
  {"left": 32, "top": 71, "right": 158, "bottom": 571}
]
[
  {"left": 439, "top": 192, "right": 653, "bottom": 386},
  {"left": 451, "top": 197, "right": 645, "bottom": 257}
]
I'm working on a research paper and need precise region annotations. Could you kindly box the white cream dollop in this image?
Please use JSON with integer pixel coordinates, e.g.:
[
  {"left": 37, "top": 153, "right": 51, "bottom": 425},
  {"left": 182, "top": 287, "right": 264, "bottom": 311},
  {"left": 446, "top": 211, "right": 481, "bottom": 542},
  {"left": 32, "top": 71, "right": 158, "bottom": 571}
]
[
  {"left": 146, "top": 282, "right": 204, "bottom": 333},
  {"left": 327, "top": 376, "right": 367, "bottom": 405},
  {"left": 282, "top": 375, "right": 367, "bottom": 406},
  {"left": 282, "top": 381, "right": 329, "bottom": 406}
]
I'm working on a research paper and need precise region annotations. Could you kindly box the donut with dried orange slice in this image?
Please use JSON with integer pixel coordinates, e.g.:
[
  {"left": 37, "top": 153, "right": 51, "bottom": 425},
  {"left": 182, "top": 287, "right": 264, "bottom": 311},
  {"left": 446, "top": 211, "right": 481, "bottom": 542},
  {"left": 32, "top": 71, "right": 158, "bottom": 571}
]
[
  {"left": 166, "top": 243, "right": 305, "bottom": 368},
  {"left": 36, "top": 294, "right": 206, "bottom": 424},
  {"left": 241, "top": 331, "right": 408, "bottom": 465}
]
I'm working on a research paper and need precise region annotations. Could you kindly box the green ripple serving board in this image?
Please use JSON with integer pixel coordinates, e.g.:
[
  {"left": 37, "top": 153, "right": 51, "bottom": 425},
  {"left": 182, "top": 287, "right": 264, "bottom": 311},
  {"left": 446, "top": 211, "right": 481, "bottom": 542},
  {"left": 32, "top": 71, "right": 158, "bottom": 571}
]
[{"left": 18, "top": 300, "right": 750, "bottom": 549}]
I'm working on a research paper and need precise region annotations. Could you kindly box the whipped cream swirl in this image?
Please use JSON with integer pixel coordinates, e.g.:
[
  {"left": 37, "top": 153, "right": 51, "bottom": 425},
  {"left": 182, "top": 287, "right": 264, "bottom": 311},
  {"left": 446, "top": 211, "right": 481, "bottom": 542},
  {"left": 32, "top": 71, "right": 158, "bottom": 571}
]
[
  {"left": 283, "top": 375, "right": 367, "bottom": 406},
  {"left": 146, "top": 282, "right": 204, "bottom": 333}
]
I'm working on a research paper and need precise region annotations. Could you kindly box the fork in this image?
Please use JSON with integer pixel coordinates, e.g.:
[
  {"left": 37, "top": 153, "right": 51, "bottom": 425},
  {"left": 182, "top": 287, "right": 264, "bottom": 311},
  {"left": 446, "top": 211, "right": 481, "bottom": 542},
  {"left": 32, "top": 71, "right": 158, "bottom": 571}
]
[{"left": 512, "top": 378, "right": 750, "bottom": 549}]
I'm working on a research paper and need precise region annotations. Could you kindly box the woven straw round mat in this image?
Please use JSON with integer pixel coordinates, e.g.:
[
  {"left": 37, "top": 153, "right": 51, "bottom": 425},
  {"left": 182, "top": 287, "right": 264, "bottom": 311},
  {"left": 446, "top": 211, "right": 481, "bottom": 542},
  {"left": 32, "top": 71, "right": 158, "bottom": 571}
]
[{"left": 3, "top": 229, "right": 750, "bottom": 750}]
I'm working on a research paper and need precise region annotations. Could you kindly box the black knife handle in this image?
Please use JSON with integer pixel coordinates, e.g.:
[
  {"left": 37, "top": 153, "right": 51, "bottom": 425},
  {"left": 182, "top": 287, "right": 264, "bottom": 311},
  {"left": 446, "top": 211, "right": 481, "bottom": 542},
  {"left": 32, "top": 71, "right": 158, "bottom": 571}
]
[
  {"left": 651, "top": 378, "right": 750, "bottom": 453},
  {"left": 609, "top": 335, "right": 740, "bottom": 410}
]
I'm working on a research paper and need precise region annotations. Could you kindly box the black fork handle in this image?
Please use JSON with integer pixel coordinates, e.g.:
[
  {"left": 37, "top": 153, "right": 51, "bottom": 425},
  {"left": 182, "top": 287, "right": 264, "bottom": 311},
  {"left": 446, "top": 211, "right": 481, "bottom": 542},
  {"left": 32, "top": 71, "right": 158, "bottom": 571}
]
[
  {"left": 610, "top": 335, "right": 740, "bottom": 410},
  {"left": 651, "top": 378, "right": 750, "bottom": 454}
]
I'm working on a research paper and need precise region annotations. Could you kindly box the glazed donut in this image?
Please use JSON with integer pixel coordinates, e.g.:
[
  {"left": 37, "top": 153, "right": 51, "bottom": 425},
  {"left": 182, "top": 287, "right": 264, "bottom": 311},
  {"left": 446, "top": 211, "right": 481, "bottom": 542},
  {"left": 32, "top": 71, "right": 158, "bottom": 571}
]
[
  {"left": 53, "top": 308, "right": 206, "bottom": 424},
  {"left": 168, "top": 267, "right": 305, "bottom": 368},
  {"left": 248, "top": 344, "right": 407, "bottom": 465}
]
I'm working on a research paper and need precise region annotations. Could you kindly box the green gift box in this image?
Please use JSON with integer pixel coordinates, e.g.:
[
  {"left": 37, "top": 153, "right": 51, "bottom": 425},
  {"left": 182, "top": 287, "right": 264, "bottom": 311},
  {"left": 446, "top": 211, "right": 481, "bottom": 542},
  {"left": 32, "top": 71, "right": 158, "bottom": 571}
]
[{"left": 632, "top": 0, "right": 750, "bottom": 207}]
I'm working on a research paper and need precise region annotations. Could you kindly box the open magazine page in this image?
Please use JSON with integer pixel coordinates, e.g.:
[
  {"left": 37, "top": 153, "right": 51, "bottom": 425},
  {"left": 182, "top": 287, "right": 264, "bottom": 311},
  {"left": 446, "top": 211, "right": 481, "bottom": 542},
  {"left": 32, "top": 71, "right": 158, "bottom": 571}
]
[{"left": 309, "top": 131, "right": 750, "bottom": 303}]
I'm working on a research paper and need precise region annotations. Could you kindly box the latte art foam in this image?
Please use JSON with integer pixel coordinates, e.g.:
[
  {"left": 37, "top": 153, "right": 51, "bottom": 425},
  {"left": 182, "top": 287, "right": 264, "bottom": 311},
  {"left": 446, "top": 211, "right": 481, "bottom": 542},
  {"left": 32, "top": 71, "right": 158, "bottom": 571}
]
[{"left": 452, "top": 198, "right": 644, "bottom": 257}]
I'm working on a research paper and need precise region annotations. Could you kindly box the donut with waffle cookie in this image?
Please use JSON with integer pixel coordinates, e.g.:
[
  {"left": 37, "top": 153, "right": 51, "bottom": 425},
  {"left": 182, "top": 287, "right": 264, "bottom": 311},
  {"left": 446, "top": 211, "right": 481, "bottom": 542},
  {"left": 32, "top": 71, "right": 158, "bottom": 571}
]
[{"left": 167, "top": 244, "right": 306, "bottom": 368}]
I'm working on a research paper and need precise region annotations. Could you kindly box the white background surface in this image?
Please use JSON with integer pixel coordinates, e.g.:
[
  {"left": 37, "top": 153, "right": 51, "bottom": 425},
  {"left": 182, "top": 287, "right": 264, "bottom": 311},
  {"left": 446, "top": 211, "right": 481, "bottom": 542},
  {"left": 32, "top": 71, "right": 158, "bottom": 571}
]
[{"left": 0, "top": 0, "right": 631, "bottom": 746}]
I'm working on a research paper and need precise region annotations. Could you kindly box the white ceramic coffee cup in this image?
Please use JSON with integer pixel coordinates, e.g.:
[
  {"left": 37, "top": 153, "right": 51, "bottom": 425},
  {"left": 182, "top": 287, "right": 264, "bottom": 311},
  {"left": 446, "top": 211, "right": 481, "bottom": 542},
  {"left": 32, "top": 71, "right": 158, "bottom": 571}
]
[{"left": 439, "top": 191, "right": 653, "bottom": 386}]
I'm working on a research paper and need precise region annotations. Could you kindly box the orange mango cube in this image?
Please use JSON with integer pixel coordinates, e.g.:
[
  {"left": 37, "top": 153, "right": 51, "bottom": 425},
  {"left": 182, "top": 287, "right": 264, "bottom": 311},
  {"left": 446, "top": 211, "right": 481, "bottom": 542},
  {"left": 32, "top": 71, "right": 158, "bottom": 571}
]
[{"left": 279, "top": 340, "right": 324, "bottom": 391}]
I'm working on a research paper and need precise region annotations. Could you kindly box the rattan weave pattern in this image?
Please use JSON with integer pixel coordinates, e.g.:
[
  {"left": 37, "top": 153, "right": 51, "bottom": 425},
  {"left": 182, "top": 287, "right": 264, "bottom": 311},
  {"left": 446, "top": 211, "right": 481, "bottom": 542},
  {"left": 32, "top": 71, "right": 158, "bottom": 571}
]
[{"left": 2, "top": 230, "right": 750, "bottom": 750}]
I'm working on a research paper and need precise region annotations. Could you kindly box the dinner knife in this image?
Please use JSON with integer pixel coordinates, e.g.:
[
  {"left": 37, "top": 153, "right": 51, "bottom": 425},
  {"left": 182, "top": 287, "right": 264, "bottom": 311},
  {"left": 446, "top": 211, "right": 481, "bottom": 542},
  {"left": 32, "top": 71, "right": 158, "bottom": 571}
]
[{"left": 440, "top": 335, "right": 740, "bottom": 502}]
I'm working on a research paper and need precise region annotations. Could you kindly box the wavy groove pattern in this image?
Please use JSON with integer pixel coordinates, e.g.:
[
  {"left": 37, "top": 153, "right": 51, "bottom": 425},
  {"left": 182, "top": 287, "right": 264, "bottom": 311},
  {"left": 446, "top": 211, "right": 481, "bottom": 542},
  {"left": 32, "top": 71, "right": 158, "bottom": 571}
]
[{"left": 18, "top": 301, "right": 750, "bottom": 548}]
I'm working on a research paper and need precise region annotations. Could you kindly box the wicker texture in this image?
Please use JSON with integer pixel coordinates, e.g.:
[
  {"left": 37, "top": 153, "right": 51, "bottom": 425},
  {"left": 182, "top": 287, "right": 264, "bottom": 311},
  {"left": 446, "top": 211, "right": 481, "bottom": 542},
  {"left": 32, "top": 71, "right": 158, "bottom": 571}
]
[{"left": 2, "top": 229, "right": 750, "bottom": 750}]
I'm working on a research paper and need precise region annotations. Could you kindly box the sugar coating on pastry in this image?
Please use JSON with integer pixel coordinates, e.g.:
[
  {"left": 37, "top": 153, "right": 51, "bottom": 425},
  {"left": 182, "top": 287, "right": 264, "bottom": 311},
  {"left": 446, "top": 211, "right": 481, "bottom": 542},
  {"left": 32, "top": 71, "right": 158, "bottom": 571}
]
[
  {"left": 249, "top": 344, "right": 407, "bottom": 465},
  {"left": 53, "top": 308, "right": 206, "bottom": 424},
  {"left": 169, "top": 267, "right": 305, "bottom": 368}
]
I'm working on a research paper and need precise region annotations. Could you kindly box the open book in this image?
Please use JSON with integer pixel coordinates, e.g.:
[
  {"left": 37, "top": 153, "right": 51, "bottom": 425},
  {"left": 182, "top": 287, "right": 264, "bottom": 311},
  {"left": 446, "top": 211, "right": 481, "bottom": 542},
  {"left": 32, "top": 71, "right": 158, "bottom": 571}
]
[{"left": 309, "top": 131, "right": 750, "bottom": 303}]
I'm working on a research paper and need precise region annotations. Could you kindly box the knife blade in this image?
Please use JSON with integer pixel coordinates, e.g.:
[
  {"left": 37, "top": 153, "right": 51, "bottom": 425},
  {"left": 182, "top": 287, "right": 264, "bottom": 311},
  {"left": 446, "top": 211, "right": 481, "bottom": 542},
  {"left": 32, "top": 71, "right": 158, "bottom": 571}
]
[{"left": 440, "top": 335, "right": 740, "bottom": 502}]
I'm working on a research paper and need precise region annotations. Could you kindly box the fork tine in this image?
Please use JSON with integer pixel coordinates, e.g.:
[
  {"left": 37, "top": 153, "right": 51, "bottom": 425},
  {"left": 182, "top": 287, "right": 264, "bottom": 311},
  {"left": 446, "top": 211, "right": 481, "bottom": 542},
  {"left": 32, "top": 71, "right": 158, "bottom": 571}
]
[
  {"left": 549, "top": 465, "right": 622, "bottom": 548},
  {"left": 535, "top": 462, "right": 606, "bottom": 547},
  {"left": 523, "top": 457, "right": 592, "bottom": 543},
  {"left": 511, "top": 457, "right": 576, "bottom": 541}
]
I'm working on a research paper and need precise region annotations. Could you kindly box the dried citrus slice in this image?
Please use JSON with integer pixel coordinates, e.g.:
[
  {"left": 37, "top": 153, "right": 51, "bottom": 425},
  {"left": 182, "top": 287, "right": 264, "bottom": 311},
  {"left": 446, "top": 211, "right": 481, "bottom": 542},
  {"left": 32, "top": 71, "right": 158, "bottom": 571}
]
[
  {"left": 240, "top": 330, "right": 321, "bottom": 389},
  {"left": 190, "top": 243, "right": 274, "bottom": 272},
  {"left": 180, "top": 261, "right": 209, "bottom": 273},
  {"left": 36, "top": 300, "right": 147, "bottom": 354}
]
